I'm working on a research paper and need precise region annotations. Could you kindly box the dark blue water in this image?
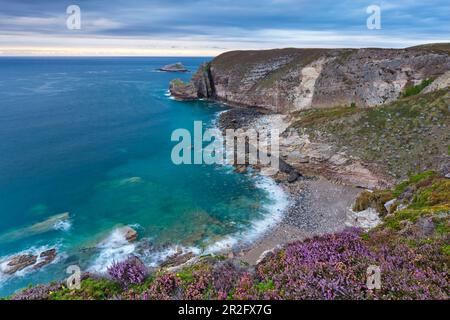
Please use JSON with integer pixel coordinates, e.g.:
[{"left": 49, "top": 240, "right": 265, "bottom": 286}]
[{"left": 0, "top": 57, "right": 287, "bottom": 296}]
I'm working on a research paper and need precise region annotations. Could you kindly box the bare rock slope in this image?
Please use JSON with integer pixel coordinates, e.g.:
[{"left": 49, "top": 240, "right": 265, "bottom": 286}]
[{"left": 170, "top": 45, "right": 450, "bottom": 112}]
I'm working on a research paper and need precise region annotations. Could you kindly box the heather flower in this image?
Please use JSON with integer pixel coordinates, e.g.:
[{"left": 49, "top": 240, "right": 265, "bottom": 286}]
[
  {"left": 232, "top": 272, "right": 258, "bottom": 300},
  {"left": 183, "top": 270, "right": 213, "bottom": 300},
  {"left": 142, "top": 273, "right": 181, "bottom": 300},
  {"left": 107, "top": 256, "right": 147, "bottom": 289},
  {"left": 12, "top": 282, "right": 63, "bottom": 300},
  {"left": 212, "top": 261, "right": 243, "bottom": 298}
]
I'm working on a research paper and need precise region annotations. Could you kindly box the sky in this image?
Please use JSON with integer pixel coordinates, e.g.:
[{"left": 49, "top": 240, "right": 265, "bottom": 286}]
[{"left": 0, "top": 0, "right": 448, "bottom": 56}]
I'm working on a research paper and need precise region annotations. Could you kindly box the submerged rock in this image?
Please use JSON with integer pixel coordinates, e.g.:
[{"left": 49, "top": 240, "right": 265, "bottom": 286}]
[{"left": 0, "top": 212, "right": 70, "bottom": 243}]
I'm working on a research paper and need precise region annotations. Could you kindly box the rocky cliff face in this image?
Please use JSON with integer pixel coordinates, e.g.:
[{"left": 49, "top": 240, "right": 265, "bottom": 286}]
[{"left": 170, "top": 45, "right": 450, "bottom": 112}]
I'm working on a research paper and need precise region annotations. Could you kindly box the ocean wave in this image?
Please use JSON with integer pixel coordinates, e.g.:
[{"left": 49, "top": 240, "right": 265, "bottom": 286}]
[
  {"left": 87, "top": 228, "right": 137, "bottom": 274},
  {"left": 87, "top": 227, "right": 202, "bottom": 273},
  {"left": 201, "top": 109, "right": 290, "bottom": 254},
  {"left": 53, "top": 220, "right": 72, "bottom": 232},
  {"left": 204, "top": 175, "right": 290, "bottom": 254},
  {"left": 141, "top": 245, "right": 201, "bottom": 268}
]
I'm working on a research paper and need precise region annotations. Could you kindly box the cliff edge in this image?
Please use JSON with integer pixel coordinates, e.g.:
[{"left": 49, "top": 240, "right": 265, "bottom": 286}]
[{"left": 170, "top": 44, "right": 450, "bottom": 113}]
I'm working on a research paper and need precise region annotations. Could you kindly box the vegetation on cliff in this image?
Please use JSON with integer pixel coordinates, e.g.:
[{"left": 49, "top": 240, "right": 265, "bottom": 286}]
[{"left": 290, "top": 89, "right": 450, "bottom": 180}]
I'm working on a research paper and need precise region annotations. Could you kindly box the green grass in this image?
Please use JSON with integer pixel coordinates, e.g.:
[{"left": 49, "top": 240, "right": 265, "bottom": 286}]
[
  {"left": 256, "top": 280, "right": 275, "bottom": 294},
  {"left": 403, "top": 78, "right": 434, "bottom": 97},
  {"left": 393, "top": 170, "right": 438, "bottom": 197},
  {"left": 381, "top": 172, "right": 450, "bottom": 230},
  {"left": 291, "top": 105, "right": 359, "bottom": 127},
  {"left": 442, "top": 244, "right": 450, "bottom": 256},
  {"left": 49, "top": 278, "right": 121, "bottom": 300}
]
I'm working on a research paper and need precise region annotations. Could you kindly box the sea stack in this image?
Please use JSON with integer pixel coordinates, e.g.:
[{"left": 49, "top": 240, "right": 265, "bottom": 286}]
[{"left": 159, "top": 62, "right": 188, "bottom": 72}]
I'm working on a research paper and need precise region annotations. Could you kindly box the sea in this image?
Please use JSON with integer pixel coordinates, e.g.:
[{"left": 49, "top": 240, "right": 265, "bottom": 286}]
[{"left": 0, "top": 57, "right": 288, "bottom": 296}]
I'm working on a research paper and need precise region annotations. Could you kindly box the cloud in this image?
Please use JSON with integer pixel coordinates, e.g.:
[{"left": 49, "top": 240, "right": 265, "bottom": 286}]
[{"left": 0, "top": 0, "right": 448, "bottom": 56}]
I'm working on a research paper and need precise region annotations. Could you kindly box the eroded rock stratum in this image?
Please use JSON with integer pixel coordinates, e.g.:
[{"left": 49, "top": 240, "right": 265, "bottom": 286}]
[{"left": 170, "top": 45, "right": 450, "bottom": 112}]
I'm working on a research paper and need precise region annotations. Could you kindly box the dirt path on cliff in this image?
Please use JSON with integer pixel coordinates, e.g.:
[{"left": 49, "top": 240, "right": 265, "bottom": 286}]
[{"left": 239, "top": 177, "right": 360, "bottom": 265}]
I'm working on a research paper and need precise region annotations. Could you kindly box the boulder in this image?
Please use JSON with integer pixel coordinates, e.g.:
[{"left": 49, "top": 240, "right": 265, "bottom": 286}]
[
  {"left": 416, "top": 217, "right": 435, "bottom": 238},
  {"left": 118, "top": 226, "right": 138, "bottom": 243},
  {"left": 234, "top": 165, "right": 247, "bottom": 174},
  {"left": 287, "top": 171, "right": 300, "bottom": 183}
]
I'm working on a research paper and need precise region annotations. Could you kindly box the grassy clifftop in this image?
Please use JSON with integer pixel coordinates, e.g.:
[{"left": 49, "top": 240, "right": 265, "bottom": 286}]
[{"left": 290, "top": 89, "right": 450, "bottom": 180}]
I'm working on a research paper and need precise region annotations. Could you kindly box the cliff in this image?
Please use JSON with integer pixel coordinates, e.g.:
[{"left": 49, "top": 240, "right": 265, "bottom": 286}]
[{"left": 170, "top": 45, "right": 450, "bottom": 112}]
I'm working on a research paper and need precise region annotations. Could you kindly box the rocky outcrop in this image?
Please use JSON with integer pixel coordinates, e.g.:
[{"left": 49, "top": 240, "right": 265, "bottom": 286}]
[
  {"left": 118, "top": 226, "right": 138, "bottom": 243},
  {"left": 423, "top": 70, "right": 450, "bottom": 93},
  {"left": 170, "top": 45, "right": 450, "bottom": 113},
  {"left": 169, "top": 79, "right": 198, "bottom": 100},
  {"left": 2, "top": 248, "right": 57, "bottom": 275},
  {"left": 159, "top": 63, "right": 188, "bottom": 72}
]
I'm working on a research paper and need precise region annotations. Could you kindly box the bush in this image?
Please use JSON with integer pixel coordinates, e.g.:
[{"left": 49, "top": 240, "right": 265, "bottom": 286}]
[{"left": 107, "top": 256, "right": 147, "bottom": 289}]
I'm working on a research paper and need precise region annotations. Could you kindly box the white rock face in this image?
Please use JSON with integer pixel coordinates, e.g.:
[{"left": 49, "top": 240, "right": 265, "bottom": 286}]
[
  {"left": 423, "top": 71, "right": 450, "bottom": 93},
  {"left": 293, "top": 58, "right": 327, "bottom": 110},
  {"left": 346, "top": 208, "right": 381, "bottom": 231}
]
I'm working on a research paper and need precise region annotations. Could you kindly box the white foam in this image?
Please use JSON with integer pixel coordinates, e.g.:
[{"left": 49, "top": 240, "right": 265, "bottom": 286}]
[
  {"left": 201, "top": 109, "right": 291, "bottom": 254},
  {"left": 88, "top": 228, "right": 202, "bottom": 273},
  {"left": 87, "top": 228, "right": 137, "bottom": 274},
  {"left": 142, "top": 245, "right": 201, "bottom": 267},
  {"left": 53, "top": 220, "right": 72, "bottom": 232},
  {"left": 205, "top": 175, "right": 290, "bottom": 254}
]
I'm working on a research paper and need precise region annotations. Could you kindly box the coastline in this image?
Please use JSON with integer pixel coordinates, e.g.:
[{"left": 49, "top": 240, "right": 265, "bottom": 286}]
[{"left": 212, "top": 107, "right": 362, "bottom": 265}]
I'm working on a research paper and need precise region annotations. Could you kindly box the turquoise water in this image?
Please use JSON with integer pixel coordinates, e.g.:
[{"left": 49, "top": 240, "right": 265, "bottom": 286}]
[{"left": 0, "top": 57, "right": 287, "bottom": 296}]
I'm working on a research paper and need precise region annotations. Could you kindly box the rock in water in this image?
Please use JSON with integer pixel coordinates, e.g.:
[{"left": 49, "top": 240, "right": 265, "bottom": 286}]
[
  {"left": 118, "top": 226, "right": 138, "bottom": 243},
  {"left": 33, "top": 249, "right": 57, "bottom": 269},
  {"left": 169, "top": 79, "right": 198, "bottom": 100},
  {"left": 159, "top": 63, "right": 188, "bottom": 72},
  {"left": 5, "top": 254, "right": 38, "bottom": 274},
  {"left": 0, "top": 212, "right": 70, "bottom": 243}
]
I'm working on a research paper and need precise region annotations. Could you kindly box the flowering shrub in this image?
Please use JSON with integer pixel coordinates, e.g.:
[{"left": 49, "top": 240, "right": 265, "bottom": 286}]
[
  {"left": 257, "top": 229, "right": 374, "bottom": 300},
  {"left": 107, "top": 256, "right": 147, "bottom": 289},
  {"left": 142, "top": 273, "right": 181, "bottom": 300},
  {"left": 232, "top": 272, "right": 258, "bottom": 300},
  {"left": 212, "top": 261, "right": 244, "bottom": 299},
  {"left": 256, "top": 229, "right": 449, "bottom": 300},
  {"left": 12, "top": 282, "right": 63, "bottom": 300},
  {"left": 183, "top": 270, "right": 213, "bottom": 300}
]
